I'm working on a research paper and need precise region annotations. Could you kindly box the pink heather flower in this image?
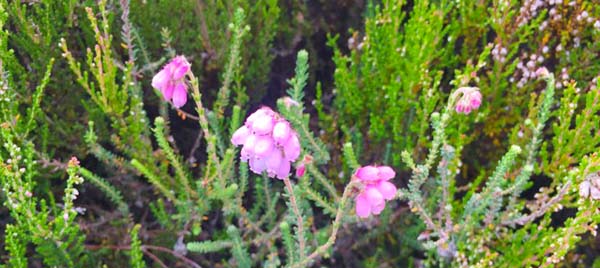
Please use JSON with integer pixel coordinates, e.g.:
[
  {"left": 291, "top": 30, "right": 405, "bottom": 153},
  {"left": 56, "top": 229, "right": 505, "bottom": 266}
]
[
  {"left": 453, "top": 87, "right": 482, "bottom": 114},
  {"left": 232, "top": 107, "right": 301, "bottom": 179},
  {"left": 354, "top": 165, "right": 397, "bottom": 218},
  {"left": 152, "top": 56, "right": 191, "bottom": 108}
]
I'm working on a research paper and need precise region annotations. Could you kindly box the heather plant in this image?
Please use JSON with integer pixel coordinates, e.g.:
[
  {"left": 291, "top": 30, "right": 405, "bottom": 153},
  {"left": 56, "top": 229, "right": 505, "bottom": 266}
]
[
  {"left": 0, "top": 39, "right": 87, "bottom": 268},
  {"left": 1, "top": 0, "right": 600, "bottom": 267}
]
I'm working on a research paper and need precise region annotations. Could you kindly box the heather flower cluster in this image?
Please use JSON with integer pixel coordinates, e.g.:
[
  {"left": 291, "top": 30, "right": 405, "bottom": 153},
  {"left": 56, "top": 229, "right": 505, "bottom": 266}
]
[
  {"left": 453, "top": 87, "right": 482, "bottom": 114},
  {"left": 231, "top": 107, "right": 301, "bottom": 179},
  {"left": 151, "top": 56, "right": 191, "bottom": 108},
  {"left": 354, "top": 165, "right": 397, "bottom": 218}
]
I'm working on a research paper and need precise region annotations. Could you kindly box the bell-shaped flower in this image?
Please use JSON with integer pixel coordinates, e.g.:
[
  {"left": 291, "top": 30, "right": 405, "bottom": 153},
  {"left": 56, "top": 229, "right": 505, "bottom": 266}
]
[
  {"left": 453, "top": 87, "right": 482, "bottom": 114},
  {"left": 151, "top": 56, "right": 191, "bottom": 108},
  {"left": 273, "top": 121, "right": 291, "bottom": 145},
  {"left": 353, "top": 165, "right": 398, "bottom": 218}
]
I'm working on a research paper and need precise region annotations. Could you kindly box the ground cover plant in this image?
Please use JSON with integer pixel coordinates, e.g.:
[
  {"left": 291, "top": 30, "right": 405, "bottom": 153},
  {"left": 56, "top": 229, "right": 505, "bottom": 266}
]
[{"left": 1, "top": 0, "right": 600, "bottom": 267}]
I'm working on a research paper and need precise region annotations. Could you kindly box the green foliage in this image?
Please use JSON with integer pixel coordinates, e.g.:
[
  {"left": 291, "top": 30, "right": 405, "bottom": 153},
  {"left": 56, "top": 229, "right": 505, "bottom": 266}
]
[
  {"left": 187, "top": 239, "right": 233, "bottom": 254},
  {"left": 79, "top": 167, "right": 129, "bottom": 214},
  {"left": 129, "top": 0, "right": 281, "bottom": 104},
  {"left": 278, "top": 50, "right": 330, "bottom": 164},
  {"left": 129, "top": 224, "right": 146, "bottom": 268},
  {"left": 2, "top": 0, "right": 600, "bottom": 267},
  {"left": 328, "top": 0, "right": 451, "bottom": 162},
  {"left": 227, "top": 226, "right": 252, "bottom": 268}
]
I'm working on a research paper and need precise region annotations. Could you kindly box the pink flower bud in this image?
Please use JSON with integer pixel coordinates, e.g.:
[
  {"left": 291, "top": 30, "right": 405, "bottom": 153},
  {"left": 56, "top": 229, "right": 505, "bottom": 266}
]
[
  {"left": 68, "top": 156, "right": 80, "bottom": 167},
  {"left": 295, "top": 163, "right": 306, "bottom": 177}
]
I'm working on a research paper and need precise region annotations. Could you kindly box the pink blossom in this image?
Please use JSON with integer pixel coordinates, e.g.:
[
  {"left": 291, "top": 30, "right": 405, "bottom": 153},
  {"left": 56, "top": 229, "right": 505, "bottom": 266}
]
[
  {"left": 354, "top": 165, "right": 397, "bottom": 218},
  {"left": 453, "top": 87, "right": 482, "bottom": 114},
  {"left": 295, "top": 155, "right": 313, "bottom": 178},
  {"left": 232, "top": 107, "right": 301, "bottom": 179},
  {"left": 295, "top": 163, "right": 306, "bottom": 177},
  {"left": 152, "top": 56, "right": 191, "bottom": 108}
]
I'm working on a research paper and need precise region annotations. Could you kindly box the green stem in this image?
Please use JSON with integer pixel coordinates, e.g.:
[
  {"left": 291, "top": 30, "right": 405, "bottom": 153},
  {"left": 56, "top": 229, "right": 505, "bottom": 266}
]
[
  {"left": 291, "top": 181, "right": 359, "bottom": 268},
  {"left": 283, "top": 176, "right": 306, "bottom": 261}
]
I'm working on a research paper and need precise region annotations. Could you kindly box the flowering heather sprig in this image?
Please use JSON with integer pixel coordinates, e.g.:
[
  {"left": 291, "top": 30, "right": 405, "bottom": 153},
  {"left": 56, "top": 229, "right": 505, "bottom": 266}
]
[
  {"left": 353, "top": 165, "right": 397, "bottom": 218},
  {"left": 231, "top": 107, "right": 301, "bottom": 179},
  {"left": 152, "top": 56, "right": 191, "bottom": 108},
  {"left": 453, "top": 87, "right": 482, "bottom": 114}
]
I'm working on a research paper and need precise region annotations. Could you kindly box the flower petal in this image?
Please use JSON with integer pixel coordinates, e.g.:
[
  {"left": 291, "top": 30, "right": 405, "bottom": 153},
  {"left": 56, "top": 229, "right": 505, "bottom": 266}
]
[
  {"left": 231, "top": 126, "right": 250, "bottom": 145},
  {"left": 376, "top": 181, "right": 397, "bottom": 200},
  {"left": 265, "top": 150, "right": 283, "bottom": 177},
  {"left": 272, "top": 121, "right": 291, "bottom": 145},
  {"left": 151, "top": 69, "right": 170, "bottom": 90},
  {"left": 245, "top": 108, "right": 271, "bottom": 127},
  {"left": 172, "top": 82, "right": 188, "bottom": 108},
  {"left": 371, "top": 200, "right": 386, "bottom": 215},
  {"left": 161, "top": 82, "right": 175, "bottom": 101},
  {"left": 276, "top": 160, "right": 291, "bottom": 180},
  {"left": 355, "top": 166, "right": 379, "bottom": 182},
  {"left": 241, "top": 134, "right": 258, "bottom": 159},
  {"left": 579, "top": 180, "right": 591, "bottom": 198},
  {"left": 377, "top": 166, "right": 396, "bottom": 180},
  {"left": 591, "top": 186, "right": 600, "bottom": 200},
  {"left": 170, "top": 56, "right": 191, "bottom": 80},
  {"left": 365, "top": 187, "right": 384, "bottom": 207},
  {"left": 355, "top": 193, "right": 371, "bottom": 218},
  {"left": 253, "top": 136, "right": 274, "bottom": 157},
  {"left": 470, "top": 91, "right": 482, "bottom": 108},
  {"left": 252, "top": 114, "right": 274, "bottom": 135},
  {"left": 249, "top": 156, "right": 267, "bottom": 174},
  {"left": 283, "top": 134, "right": 300, "bottom": 161}
]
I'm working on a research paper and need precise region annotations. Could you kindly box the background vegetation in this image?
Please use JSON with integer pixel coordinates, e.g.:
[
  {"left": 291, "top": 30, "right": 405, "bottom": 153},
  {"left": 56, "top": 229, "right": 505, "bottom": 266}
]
[{"left": 1, "top": 0, "right": 599, "bottom": 267}]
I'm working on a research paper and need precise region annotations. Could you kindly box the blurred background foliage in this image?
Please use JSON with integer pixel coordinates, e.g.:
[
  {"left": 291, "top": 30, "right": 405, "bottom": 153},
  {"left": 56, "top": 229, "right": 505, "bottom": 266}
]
[{"left": 1, "top": 0, "right": 600, "bottom": 267}]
